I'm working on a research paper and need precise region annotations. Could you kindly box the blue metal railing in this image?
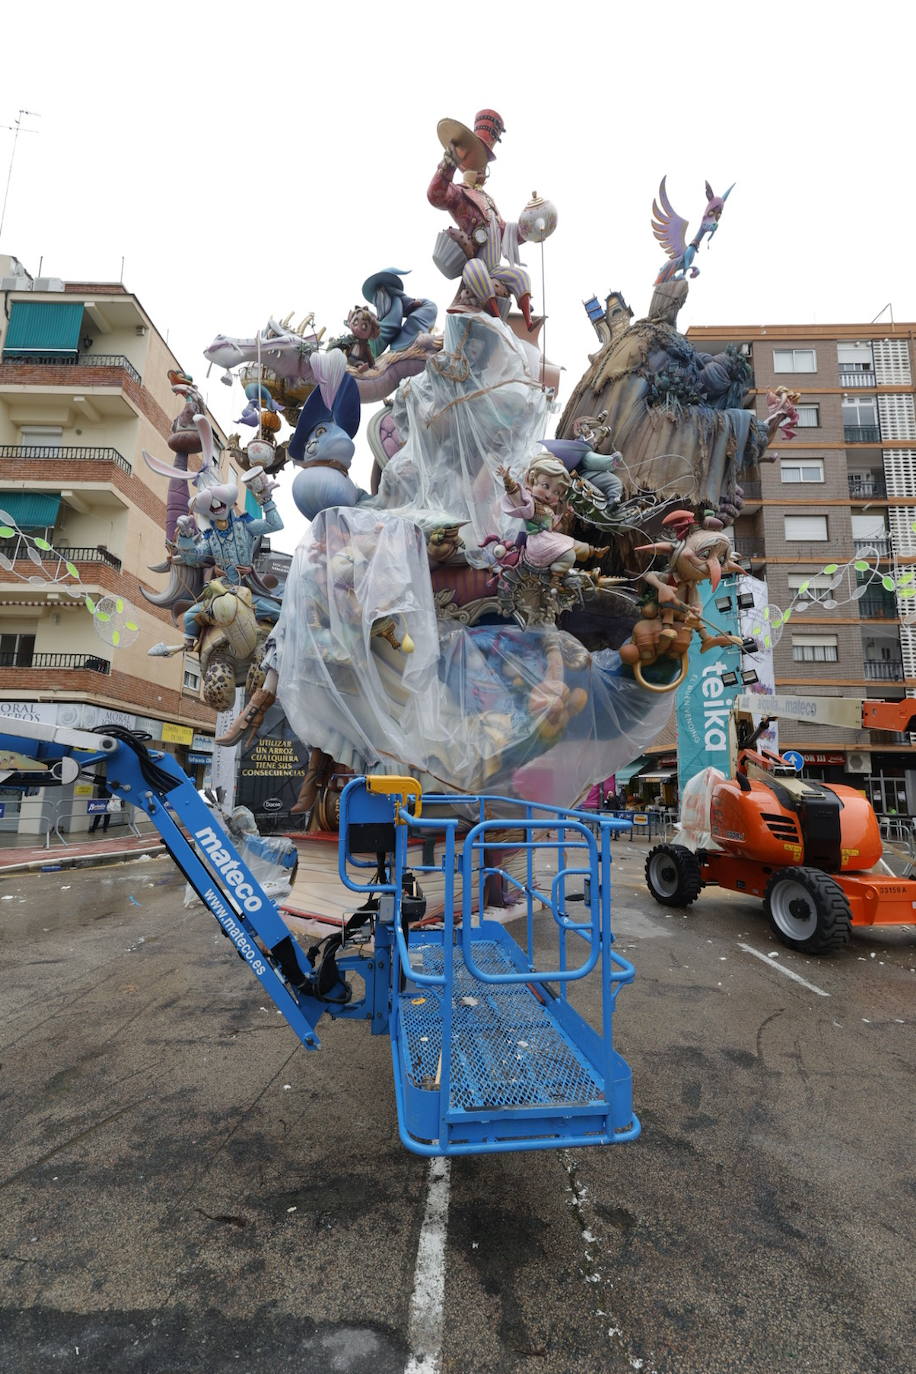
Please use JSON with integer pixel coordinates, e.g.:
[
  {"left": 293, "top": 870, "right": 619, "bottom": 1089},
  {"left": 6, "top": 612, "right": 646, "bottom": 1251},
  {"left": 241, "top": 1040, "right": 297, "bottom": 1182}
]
[{"left": 337, "top": 782, "right": 638, "bottom": 1154}]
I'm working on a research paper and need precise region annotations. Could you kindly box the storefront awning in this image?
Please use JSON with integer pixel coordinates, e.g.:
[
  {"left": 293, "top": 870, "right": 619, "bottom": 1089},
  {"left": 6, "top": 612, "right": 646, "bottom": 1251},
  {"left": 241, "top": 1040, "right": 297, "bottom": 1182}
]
[
  {"left": 615, "top": 757, "right": 647, "bottom": 786},
  {"left": 639, "top": 771, "right": 677, "bottom": 783},
  {"left": 0, "top": 492, "right": 62, "bottom": 528},
  {"left": 3, "top": 301, "right": 84, "bottom": 356}
]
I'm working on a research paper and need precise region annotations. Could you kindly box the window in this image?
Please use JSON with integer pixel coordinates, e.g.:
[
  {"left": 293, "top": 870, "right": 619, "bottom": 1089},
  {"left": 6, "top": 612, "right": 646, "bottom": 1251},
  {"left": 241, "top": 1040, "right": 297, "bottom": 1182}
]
[
  {"left": 784, "top": 515, "right": 828, "bottom": 541},
  {"left": 851, "top": 515, "right": 888, "bottom": 541},
  {"left": 787, "top": 573, "right": 834, "bottom": 592},
  {"left": 0, "top": 633, "right": 35, "bottom": 667},
  {"left": 842, "top": 396, "right": 878, "bottom": 428},
  {"left": 780, "top": 459, "right": 824, "bottom": 483},
  {"left": 837, "top": 343, "right": 873, "bottom": 368},
  {"left": 796, "top": 405, "right": 820, "bottom": 428},
  {"left": 792, "top": 634, "right": 838, "bottom": 663},
  {"left": 18, "top": 426, "right": 63, "bottom": 449},
  {"left": 183, "top": 667, "right": 201, "bottom": 691},
  {"left": 773, "top": 348, "right": 816, "bottom": 373}
]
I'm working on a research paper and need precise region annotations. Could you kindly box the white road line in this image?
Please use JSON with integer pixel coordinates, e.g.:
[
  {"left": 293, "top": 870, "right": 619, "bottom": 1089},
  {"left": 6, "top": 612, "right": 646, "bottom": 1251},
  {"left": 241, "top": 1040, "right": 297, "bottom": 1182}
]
[
  {"left": 737, "top": 942, "right": 830, "bottom": 997},
  {"left": 404, "top": 1156, "right": 451, "bottom": 1374}
]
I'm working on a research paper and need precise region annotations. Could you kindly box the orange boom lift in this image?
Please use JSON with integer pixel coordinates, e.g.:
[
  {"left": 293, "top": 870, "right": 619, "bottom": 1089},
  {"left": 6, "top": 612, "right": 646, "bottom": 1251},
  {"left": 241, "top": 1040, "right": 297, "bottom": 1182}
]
[{"left": 645, "top": 694, "right": 916, "bottom": 953}]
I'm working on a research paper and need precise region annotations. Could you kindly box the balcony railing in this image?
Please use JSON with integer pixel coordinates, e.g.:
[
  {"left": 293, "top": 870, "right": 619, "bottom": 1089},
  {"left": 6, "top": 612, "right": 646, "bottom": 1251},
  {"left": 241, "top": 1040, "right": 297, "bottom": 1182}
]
[
  {"left": 848, "top": 475, "right": 886, "bottom": 498},
  {"left": 859, "top": 596, "right": 898, "bottom": 619},
  {"left": 0, "top": 352, "right": 141, "bottom": 384},
  {"left": 0, "top": 652, "right": 111, "bottom": 673},
  {"left": 864, "top": 660, "right": 903, "bottom": 681},
  {"left": 854, "top": 537, "right": 892, "bottom": 557},
  {"left": 0, "top": 538, "right": 122, "bottom": 571},
  {"left": 844, "top": 425, "right": 881, "bottom": 443},
  {"left": 839, "top": 370, "right": 876, "bottom": 387},
  {"left": 733, "top": 536, "right": 766, "bottom": 559},
  {"left": 0, "top": 443, "right": 132, "bottom": 473}
]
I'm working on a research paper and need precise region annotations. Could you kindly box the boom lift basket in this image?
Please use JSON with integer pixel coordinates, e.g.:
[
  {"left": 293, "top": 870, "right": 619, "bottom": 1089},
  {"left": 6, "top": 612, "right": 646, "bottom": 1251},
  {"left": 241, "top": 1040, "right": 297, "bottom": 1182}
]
[{"left": 0, "top": 720, "right": 638, "bottom": 1157}]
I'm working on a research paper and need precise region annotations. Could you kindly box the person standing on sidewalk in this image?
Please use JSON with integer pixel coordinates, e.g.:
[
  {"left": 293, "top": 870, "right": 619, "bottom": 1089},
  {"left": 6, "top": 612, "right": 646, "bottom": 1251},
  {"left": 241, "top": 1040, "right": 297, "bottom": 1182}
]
[{"left": 89, "top": 777, "right": 112, "bottom": 834}]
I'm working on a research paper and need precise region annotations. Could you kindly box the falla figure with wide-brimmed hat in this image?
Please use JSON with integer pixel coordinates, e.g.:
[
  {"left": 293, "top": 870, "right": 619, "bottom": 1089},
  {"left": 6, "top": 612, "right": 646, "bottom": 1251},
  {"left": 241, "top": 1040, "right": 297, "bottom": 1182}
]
[{"left": 428, "top": 109, "right": 540, "bottom": 330}]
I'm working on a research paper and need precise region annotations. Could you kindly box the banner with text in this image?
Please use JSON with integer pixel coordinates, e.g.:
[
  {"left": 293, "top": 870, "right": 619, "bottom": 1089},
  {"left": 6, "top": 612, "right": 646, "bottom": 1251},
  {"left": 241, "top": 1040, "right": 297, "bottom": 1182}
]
[
  {"left": 236, "top": 702, "right": 309, "bottom": 832},
  {"left": 677, "top": 578, "right": 741, "bottom": 798}
]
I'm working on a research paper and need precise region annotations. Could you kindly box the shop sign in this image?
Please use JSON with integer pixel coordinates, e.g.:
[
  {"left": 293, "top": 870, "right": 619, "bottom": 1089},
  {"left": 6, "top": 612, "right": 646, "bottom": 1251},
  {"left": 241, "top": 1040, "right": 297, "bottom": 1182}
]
[
  {"left": 187, "top": 751, "right": 211, "bottom": 765},
  {"left": 0, "top": 701, "right": 57, "bottom": 723},
  {"left": 161, "top": 723, "right": 194, "bottom": 745},
  {"left": 802, "top": 752, "right": 845, "bottom": 766},
  {"left": 192, "top": 734, "right": 215, "bottom": 752},
  {"left": 58, "top": 703, "right": 134, "bottom": 731}
]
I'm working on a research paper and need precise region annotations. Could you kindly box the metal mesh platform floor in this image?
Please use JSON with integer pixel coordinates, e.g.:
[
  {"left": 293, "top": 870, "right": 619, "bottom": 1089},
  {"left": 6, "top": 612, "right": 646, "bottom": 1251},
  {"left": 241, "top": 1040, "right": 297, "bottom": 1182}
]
[{"left": 398, "top": 939, "right": 605, "bottom": 1113}]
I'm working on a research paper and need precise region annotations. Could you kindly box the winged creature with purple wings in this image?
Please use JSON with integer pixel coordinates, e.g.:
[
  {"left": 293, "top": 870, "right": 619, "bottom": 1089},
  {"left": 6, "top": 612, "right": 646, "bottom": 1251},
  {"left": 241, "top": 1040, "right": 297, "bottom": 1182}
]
[{"left": 652, "top": 177, "right": 734, "bottom": 284}]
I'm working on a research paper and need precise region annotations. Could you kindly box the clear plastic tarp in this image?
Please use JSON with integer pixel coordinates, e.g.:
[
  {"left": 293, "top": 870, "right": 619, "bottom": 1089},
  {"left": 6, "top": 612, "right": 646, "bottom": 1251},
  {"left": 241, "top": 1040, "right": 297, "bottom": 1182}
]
[
  {"left": 377, "top": 313, "right": 550, "bottom": 555},
  {"left": 275, "top": 506, "right": 672, "bottom": 805},
  {"left": 268, "top": 311, "right": 676, "bottom": 807}
]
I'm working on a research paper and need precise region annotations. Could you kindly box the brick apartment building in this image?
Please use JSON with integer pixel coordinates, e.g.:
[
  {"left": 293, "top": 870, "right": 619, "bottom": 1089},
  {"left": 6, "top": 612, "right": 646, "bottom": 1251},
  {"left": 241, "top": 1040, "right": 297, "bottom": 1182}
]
[
  {"left": 0, "top": 254, "right": 229, "bottom": 834},
  {"left": 641, "top": 318, "right": 916, "bottom": 817}
]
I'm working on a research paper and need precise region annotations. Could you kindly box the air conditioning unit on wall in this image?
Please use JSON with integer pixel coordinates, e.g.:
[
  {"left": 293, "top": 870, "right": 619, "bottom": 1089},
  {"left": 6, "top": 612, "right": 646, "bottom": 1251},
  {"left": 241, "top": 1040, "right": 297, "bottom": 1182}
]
[{"left": 847, "top": 751, "right": 870, "bottom": 774}]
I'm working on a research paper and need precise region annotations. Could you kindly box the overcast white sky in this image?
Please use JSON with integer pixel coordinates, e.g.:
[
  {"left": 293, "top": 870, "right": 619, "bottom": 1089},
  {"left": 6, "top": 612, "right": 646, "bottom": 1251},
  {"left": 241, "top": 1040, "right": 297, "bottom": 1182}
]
[{"left": 2, "top": 0, "right": 912, "bottom": 553}]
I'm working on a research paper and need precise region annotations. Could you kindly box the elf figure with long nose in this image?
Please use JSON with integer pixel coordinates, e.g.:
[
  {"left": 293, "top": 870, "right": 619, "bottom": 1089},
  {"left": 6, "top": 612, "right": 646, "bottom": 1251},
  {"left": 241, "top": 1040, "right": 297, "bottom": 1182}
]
[{"left": 620, "top": 510, "right": 745, "bottom": 689}]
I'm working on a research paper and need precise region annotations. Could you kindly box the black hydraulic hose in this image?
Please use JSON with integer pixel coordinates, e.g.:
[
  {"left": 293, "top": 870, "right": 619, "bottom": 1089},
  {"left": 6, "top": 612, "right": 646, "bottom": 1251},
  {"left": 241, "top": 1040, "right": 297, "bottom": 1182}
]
[{"left": 91, "top": 724, "right": 183, "bottom": 795}]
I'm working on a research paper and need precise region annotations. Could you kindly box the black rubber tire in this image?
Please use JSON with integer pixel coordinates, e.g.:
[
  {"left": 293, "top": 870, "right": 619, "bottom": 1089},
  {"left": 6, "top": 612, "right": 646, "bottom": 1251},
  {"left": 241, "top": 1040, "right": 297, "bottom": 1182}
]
[
  {"left": 645, "top": 844, "right": 703, "bottom": 908},
  {"left": 764, "top": 866, "right": 852, "bottom": 954}
]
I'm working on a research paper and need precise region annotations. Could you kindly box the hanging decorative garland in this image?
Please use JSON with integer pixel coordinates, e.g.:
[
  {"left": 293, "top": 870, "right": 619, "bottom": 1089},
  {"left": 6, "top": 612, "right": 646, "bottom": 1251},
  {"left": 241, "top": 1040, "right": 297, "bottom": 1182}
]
[
  {"left": 0, "top": 513, "right": 141, "bottom": 649},
  {"left": 738, "top": 543, "right": 913, "bottom": 655}
]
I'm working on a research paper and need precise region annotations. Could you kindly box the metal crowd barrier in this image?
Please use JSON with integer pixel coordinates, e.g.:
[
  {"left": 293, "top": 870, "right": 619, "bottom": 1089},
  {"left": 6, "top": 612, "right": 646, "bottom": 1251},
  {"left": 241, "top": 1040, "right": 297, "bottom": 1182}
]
[
  {"left": 48, "top": 798, "right": 148, "bottom": 845},
  {"left": 0, "top": 795, "right": 57, "bottom": 848},
  {"left": 585, "top": 809, "right": 675, "bottom": 842},
  {"left": 879, "top": 816, "right": 916, "bottom": 846}
]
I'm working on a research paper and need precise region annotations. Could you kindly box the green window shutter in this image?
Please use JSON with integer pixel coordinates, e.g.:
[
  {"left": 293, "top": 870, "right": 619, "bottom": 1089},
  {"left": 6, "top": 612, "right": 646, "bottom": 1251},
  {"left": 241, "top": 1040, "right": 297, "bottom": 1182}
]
[
  {"left": 0, "top": 492, "right": 62, "bottom": 527},
  {"left": 3, "top": 302, "right": 85, "bottom": 356}
]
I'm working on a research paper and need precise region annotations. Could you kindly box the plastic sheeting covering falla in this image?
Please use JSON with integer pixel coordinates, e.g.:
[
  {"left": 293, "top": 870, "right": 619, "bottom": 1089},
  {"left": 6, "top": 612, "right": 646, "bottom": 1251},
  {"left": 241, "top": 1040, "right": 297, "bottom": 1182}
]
[{"left": 270, "top": 310, "right": 672, "bottom": 806}]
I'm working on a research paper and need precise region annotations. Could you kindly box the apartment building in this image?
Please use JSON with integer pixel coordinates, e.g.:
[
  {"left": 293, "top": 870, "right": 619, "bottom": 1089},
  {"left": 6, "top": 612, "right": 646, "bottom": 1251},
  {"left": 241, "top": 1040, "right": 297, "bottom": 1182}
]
[
  {"left": 669, "top": 318, "right": 916, "bottom": 815},
  {"left": 0, "top": 254, "right": 228, "bottom": 831}
]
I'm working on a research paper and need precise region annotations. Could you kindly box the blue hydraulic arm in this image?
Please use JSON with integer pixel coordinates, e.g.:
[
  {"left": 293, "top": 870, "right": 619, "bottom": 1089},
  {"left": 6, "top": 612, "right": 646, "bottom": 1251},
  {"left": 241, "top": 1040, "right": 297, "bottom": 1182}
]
[{"left": 0, "top": 719, "right": 330, "bottom": 1049}]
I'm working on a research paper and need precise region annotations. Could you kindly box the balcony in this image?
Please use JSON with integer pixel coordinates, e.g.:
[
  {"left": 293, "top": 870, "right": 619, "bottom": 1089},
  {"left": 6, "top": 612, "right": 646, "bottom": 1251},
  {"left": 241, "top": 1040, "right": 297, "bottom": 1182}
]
[
  {"left": 848, "top": 474, "right": 886, "bottom": 499},
  {"left": 864, "top": 660, "right": 903, "bottom": 682},
  {"left": 0, "top": 538, "right": 122, "bottom": 571},
  {"left": 839, "top": 370, "right": 876, "bottom": 388},
  {"left": 0, "top": 651, "right": 111, "bottom": 673},
  {"left": 854, "top": 537, "right": 892, "bottom": 558},
  {"left": 845, "top": 425, "right": 881, "bottom": 444},
  {"left": 733, "top": 536, "right": 766, "bottom": 560},
  {"left": 859, "top": 595, "right": 898, "bottom": 620},
  {"left": 0, "top": 351, "right": 141, "bottom": 384},
  {"left": 0, "top": 444, "right": 132, "bottom": 474}
]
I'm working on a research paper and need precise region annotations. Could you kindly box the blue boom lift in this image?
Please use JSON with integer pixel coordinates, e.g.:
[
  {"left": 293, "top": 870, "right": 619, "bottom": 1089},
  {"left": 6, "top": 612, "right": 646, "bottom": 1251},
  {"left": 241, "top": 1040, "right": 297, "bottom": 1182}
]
[{"left": 0, "top": 718, "right": 639, "bottom": 1157}]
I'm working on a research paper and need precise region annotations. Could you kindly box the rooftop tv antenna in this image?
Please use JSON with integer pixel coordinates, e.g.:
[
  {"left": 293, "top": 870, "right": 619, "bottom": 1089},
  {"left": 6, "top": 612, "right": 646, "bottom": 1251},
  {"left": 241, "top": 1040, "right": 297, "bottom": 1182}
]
[{"left": 0, "top": 109, "right": 40, "bottom": 241}]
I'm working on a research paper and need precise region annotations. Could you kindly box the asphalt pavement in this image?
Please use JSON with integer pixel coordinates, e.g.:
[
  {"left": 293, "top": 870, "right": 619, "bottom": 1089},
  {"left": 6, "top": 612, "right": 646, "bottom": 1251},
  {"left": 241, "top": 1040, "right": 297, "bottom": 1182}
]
[{"left": 0, "top": 844, "right": 913, "bottom": 1373}]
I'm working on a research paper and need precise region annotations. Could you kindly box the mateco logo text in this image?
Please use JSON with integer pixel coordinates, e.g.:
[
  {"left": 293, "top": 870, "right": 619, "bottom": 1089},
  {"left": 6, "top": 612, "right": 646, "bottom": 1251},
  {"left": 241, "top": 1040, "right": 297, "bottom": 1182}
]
[{"left": 194, "top": 826, "right": 263, "bottom": 912}]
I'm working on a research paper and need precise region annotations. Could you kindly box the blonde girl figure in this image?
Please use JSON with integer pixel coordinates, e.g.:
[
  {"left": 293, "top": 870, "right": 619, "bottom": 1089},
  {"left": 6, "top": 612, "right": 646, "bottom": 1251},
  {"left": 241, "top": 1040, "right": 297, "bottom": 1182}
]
[{"left": 498, "top": 456, "right": 608, "bottom": 582}]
